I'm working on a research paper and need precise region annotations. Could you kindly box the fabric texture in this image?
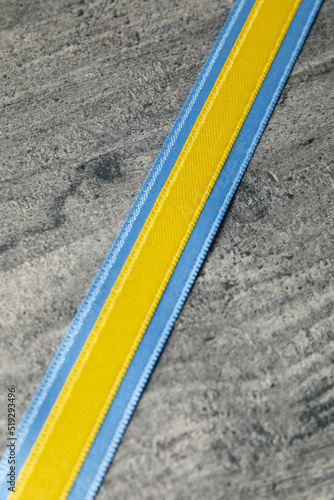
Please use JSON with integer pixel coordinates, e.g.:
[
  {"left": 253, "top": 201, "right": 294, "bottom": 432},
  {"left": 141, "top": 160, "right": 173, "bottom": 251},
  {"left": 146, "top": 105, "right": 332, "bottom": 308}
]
[{"left": 0, "top": 0, "right": 324, "bottom": 498}]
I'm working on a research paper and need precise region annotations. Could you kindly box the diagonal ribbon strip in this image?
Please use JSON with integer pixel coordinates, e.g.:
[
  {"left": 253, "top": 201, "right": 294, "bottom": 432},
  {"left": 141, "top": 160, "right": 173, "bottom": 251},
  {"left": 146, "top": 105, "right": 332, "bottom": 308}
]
[{"left": 0, "top": 0, "right": 323, "bottom": 498}]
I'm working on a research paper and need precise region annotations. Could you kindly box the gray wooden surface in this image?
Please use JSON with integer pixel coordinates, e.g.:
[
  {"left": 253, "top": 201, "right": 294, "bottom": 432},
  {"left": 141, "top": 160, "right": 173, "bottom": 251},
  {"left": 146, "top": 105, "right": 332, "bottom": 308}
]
[{"left": 0, "top": 0, "right": 333, "bottom": 498}]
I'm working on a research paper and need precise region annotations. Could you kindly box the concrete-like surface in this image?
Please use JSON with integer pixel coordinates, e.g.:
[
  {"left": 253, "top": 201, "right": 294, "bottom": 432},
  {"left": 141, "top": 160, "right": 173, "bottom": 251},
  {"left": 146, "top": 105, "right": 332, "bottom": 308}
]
[{"left": 0, "top": 0, "right": 333, "bottom": 498}]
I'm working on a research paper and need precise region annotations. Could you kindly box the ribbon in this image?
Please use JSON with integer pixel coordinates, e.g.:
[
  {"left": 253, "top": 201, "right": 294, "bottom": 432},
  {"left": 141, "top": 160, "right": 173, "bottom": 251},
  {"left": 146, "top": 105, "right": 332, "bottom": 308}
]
[{"left": 0, "top": 0, "right": 323, "bottom": 498}]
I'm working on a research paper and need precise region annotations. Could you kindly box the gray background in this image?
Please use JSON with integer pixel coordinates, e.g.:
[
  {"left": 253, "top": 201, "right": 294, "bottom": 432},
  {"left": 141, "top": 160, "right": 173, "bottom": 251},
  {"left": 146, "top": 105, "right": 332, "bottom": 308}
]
[{"left": 0, "top": 0, "right": 333, "bottom": 498}]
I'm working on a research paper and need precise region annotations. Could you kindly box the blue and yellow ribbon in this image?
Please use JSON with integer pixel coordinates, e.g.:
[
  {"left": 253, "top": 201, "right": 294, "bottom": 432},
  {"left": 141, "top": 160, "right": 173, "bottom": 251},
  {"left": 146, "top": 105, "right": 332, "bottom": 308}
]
[{"left": 0, "top": 0, "right": 323, "bottom": 498}]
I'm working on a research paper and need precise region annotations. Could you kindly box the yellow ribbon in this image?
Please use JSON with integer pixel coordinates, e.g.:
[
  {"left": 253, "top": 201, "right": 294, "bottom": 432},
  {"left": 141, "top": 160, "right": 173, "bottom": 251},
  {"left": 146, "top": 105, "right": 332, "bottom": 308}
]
[{"left": 12, "top": 0, "right": 301, "bottom": 497}]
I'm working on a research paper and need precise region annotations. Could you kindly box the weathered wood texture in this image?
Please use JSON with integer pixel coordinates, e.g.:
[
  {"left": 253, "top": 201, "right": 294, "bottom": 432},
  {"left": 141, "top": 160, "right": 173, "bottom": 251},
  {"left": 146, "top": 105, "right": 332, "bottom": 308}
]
[{"left": 0, "top": 0, "right": 333, "bottom": 498}]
